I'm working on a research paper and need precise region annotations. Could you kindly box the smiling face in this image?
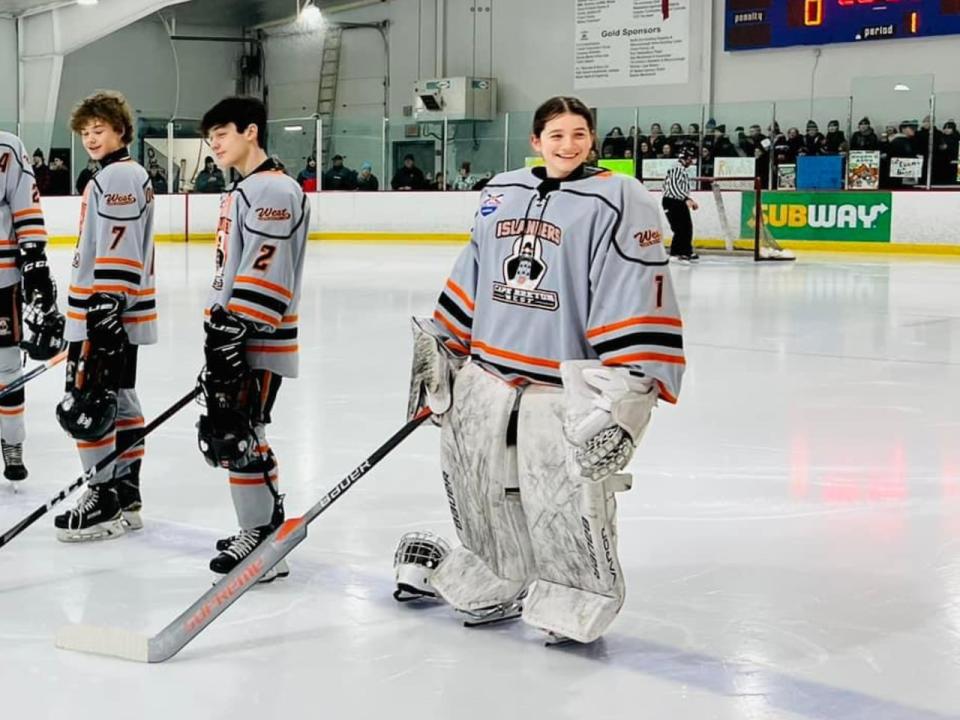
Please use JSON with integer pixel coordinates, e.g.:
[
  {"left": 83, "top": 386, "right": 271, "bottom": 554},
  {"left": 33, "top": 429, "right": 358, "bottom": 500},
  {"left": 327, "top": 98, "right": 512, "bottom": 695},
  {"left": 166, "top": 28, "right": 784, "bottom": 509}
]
[
  {"left": 80, "top": 119, "right": 125, "bottom": 160},
  {"left": 206, "top": 122, "right": 257, "bottom": 172},
  {"left": 530, "top": 112, "right": 594, "bottom": 179}
]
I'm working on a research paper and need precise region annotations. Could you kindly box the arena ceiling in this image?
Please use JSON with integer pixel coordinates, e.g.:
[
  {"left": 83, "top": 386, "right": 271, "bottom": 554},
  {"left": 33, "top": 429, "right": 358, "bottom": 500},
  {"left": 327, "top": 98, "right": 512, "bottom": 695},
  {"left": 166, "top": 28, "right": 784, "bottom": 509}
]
[{"left": 0, "top": 0, "right": 373, "bottom": 25}]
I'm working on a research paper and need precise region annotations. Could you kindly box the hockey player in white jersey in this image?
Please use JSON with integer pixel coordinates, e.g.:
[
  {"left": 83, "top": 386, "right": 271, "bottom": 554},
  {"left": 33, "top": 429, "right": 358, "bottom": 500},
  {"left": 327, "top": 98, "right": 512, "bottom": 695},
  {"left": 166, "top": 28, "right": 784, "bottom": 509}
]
[
  {"left": 0, "top": 131, "right": 65, "bottom": 482},
  {"left": 408, "top": 96, "right": 685, "bottom": 643},
  {"left": 54, "top": 91, "right": 156, "bottom": 541},
  {"left": 198, "top": 97, "right": 308, "bottom": 582}
]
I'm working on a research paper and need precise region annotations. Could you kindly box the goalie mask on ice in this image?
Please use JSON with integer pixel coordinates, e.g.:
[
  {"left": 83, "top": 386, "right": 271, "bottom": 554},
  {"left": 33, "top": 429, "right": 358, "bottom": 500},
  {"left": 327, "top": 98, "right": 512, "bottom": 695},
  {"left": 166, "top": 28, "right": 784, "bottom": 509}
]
[{"left": 393, "top": 531, "right": 451, "bottom": 601}]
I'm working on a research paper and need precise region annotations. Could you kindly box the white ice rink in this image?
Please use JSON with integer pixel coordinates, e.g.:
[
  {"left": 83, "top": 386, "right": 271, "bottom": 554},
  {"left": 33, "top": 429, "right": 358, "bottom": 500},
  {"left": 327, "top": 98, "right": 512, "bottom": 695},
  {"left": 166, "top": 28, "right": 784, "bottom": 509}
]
[{"left": 1, "top": 243, "right": 959, "bottom": 720}]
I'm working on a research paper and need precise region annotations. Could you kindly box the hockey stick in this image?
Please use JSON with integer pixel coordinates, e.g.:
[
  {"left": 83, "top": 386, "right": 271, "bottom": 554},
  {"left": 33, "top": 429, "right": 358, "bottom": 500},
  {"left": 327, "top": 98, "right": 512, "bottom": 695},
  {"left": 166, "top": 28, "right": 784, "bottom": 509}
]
[
  {"left": 0, "top": 349, "right": 68, "bottom": 402},
  {"left": 55, "top": 407, "right": 433, "bottom": 663},
  {"left": 0, "top": 386, "right": 199, "bottom": 549}
]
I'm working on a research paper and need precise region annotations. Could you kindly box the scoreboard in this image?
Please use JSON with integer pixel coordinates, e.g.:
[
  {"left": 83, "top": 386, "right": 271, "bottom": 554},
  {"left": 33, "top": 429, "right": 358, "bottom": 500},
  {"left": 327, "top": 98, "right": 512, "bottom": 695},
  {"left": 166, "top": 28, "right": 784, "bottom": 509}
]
[{"left": 726, "top": 0, "right": 960, "bottom": 50}]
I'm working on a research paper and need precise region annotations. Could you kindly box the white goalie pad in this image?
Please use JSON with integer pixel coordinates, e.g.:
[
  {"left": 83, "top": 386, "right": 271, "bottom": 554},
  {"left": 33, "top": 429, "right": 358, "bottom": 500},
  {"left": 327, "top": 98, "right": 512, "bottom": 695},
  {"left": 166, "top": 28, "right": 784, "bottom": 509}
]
[
  {"left": 560, "top": 360, "right": 657, "bottom": 483},
  {"left": 407, "top": 316, "right": 464, "bottom": 421},
  {"left": 516, "top": 385, "right": 638, "bottom": 643},
  {"left": 430, "top": 363, "right": 535, "bottom": 611}
]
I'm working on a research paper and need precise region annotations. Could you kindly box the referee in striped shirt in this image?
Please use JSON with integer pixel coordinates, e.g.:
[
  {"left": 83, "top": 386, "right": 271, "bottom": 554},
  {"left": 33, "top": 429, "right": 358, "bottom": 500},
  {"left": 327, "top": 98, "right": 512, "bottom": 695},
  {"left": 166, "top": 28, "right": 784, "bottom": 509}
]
[{"left": 662, "top": 144, "right": 700, "bottom": 262}]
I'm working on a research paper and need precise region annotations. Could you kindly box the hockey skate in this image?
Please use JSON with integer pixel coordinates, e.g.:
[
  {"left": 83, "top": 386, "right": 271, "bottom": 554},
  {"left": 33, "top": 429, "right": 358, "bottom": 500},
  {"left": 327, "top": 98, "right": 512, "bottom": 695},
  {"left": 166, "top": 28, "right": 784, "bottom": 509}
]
[
  {"left": 2, "top": 440, "right": 27, "bottom": 483},
  {"left": 459, "top": 597, "right": 524, "bottom": 628},
  {"left": 115, "top": 472, "right": 143, "bottom": 531},
  {"left": 54, "top": 482, "right": 126, "bottom": 542},
  {"left": 209, "top": 524, "right": 289, "bottom": 584}
]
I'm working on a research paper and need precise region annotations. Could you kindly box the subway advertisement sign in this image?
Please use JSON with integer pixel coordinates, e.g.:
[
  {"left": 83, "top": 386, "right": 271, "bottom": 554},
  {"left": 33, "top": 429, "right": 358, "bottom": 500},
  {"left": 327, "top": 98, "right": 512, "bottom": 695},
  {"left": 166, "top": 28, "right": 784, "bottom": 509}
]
[{"left": 740, "top": 191, "right": 892, "bottom": 243}]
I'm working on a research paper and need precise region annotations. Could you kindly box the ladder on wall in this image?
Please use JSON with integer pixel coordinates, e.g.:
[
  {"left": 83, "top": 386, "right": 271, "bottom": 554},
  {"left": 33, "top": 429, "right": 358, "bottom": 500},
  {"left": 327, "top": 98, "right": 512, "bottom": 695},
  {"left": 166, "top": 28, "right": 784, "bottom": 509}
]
[{"left": 316, "top": 25, "right": 343, "bottom": 163}]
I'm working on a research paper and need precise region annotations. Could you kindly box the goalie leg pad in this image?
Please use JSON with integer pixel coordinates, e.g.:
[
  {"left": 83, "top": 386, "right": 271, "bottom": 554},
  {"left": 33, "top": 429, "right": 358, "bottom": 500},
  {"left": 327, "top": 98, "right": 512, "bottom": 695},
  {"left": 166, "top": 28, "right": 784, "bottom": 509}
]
[
  {"left": 516, "top": 386, "right": 630, "bottom": 643},
  {"left": 0, "top": 345, "right": 25, "bottom": 444},
  {"left": 430, "top": 363, "right": 535, "bottom": 611}
]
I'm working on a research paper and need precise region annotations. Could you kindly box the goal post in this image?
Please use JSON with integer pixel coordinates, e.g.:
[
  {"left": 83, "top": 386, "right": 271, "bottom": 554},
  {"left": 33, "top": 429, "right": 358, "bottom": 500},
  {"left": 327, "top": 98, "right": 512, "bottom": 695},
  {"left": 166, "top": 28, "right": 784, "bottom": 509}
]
[{"left": 680, "top": 175, "right": 795, "bottom": 262}]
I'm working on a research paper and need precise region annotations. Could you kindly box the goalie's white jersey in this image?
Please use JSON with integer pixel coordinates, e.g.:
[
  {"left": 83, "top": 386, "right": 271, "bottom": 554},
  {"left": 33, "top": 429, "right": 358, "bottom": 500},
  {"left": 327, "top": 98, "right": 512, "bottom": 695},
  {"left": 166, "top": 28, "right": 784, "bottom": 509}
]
[{"left": 432, "top": 165, "right": 685, "bottom": 403}]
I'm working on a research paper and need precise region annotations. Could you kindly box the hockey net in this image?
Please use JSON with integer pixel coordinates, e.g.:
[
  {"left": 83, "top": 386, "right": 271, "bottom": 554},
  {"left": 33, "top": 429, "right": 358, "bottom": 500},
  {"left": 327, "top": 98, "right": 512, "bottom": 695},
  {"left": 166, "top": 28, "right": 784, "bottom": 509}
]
[{"left": 687, "top": 176, "right": 794, "bottom": 261}]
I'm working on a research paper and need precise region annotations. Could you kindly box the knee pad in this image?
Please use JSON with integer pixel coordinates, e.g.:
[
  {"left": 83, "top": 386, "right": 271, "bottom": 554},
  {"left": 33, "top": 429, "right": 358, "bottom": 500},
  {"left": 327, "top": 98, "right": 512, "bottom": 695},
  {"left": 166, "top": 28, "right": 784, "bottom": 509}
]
[
  {"left": 516, "top": 386, "right": 629, "bottom": 643},
  {"left": 430, "top": 363, "right": 535, "bottom": 610}
]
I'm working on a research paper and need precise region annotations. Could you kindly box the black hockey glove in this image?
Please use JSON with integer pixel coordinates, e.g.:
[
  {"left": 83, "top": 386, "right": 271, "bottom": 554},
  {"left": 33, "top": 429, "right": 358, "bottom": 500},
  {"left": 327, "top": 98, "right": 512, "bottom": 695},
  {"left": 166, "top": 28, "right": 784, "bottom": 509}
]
[
  {"left": 20, "top": 241, "right": 54, "bottom": 308},
  {"left": 86, "top": 292, "right": 127, "bottom": 353},
  {"left": 203, "top": 305, "right": 250, "bottom": 389}
]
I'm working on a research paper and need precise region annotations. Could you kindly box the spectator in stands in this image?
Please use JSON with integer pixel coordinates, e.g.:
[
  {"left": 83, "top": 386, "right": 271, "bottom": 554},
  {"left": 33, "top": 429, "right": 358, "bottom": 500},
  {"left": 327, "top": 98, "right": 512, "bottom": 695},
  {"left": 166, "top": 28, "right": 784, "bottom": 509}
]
[
  {"left": 601, "top": 127, "right": 627, "bottom": 158},
  {"left": 48, "top": 156, "right": 71, "bottom": 196},
  {"left": 916, "top": 116, "right": 942, "bottom": 180},
  {"left": 148, "top": 162, "right": 168, "bottom": 194},
  {"left": 850, "top": 117, "right": 879, "bottom": 151},
  {"left": 32, "top": 149, "right": 51, "bottom": 195},
  {"left": 660, "top": 143, "right": 674, "bottom": 160},
  {"left": 323, "top": 154, "right": 358, "bottom": 190},
  {"left": 667, "top": 123, "right": 685, "bottom": 149},
  {"left": 784, "top": 127, "right": 804, "bottom": 160},
  {"left": 933, "top": 121, "right": 958, "bottom": 185},
  {"left": 296, "top": 157, "right": 318, "bottom": 191},
  {"left": 879, "top": 125, "right": 897, "bottom": 188},
  {"left": 356, "top": 161, "right": 379, "bottom": 191},
  {"left": 629, "top": 125, "right": 647, "bottom": 147},
  {"left": 452, "top": 161, "right": 477, "bottom": 190},
  {"left": 637, "top": 140, "right": 656, "bottom": 160},
  {"left": 802, "top": 121, "right": 825, "bottom": 156},
  {"left": 885, "top": 121, "right": 918, "bottom": 187},
  {"left": 687, "top": 123, "right": 700, "bottom": 143},
  {"left": 391, "top": 153, "right": 426, "bottom": 190},
  {"left": 700, "top": 145, "right": 714, "bottom": 179},
  {"left": 649, "top": 123, "right": 666, "bottom": 154},
  {"left": 823, "top": 120, "right": 846, "bottom": 155},
  {"left": 76, "top": 158, "right": 98, "bottom": 195},
  {"left": 702, "top": 119, "right": 717, "bottom": 153},
  {"left": 195, "top": 155, "right": 226, "bottom": 194},
  {"left": 712, "top": 125, "right": 738, "bottom": 158}
]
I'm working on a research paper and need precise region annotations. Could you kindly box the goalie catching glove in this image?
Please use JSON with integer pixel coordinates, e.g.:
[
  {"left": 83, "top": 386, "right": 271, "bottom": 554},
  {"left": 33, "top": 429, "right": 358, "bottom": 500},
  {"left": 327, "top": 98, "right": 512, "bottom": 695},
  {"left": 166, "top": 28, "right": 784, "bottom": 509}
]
[
  {"left": 560, "top": 360, "right": 658, "bottom": 483},
  {"left": 406, "top": 316, "right": 464, "bottom": 422},
  {"left": 20, "top": 240, "right": 65, "bottom": 361}
]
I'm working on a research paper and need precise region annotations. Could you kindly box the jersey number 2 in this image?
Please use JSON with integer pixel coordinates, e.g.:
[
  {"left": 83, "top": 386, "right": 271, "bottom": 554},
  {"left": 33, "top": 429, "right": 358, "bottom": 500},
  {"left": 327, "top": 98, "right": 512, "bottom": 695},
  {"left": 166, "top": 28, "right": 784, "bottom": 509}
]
[{"left": 253, "top": 244, "right": 276, "bottom": 271}]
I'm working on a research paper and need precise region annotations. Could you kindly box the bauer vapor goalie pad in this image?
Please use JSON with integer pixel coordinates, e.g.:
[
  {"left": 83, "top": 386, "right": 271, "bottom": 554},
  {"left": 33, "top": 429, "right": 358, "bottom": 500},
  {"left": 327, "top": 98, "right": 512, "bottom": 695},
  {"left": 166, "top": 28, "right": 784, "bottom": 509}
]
[
  {"left": 429, "top": 362, "right": 536, "bottom": 611},
  {"left": 514, "top": 365, "right": 656, "bottom": 644},
  {"left": 407, "top": 316, "right": 463, "bottom": 421}
]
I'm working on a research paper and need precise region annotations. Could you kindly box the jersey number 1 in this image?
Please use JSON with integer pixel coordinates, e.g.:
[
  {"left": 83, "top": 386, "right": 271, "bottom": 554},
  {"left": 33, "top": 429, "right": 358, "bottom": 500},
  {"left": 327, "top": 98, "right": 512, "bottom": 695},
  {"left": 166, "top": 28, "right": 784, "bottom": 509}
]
[{"left": 654, "top": 274, "right": 664, "bottom": 309}]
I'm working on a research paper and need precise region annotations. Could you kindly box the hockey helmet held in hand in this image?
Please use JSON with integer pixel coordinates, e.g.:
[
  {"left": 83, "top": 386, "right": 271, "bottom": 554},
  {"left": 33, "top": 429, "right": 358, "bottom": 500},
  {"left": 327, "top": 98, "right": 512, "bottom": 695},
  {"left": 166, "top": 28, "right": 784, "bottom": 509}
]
[
  {"left": 56, "top": 387, "right": 118, "bottom": 442},
  {"left": 22, "top": 304, "right": 66, "bottom": 361},
  {"left": 393, "top": 531, "right": 451, "bottom": 601}
]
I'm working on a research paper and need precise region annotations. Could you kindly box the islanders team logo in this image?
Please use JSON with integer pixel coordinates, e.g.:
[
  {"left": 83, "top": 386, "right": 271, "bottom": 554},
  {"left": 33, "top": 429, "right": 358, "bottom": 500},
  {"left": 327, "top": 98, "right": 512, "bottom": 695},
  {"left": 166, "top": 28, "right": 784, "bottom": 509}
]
[
  {"left": 492, "top": 236, "right": 559, "bottom": 311},
  {"left": 480, "top": 193, "right": 503, "bottom": 217}
]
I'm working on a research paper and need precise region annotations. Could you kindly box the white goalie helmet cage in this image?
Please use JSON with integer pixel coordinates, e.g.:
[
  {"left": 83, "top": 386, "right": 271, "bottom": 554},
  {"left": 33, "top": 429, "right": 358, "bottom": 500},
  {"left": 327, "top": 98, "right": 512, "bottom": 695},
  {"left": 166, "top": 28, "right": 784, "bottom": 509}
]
[{"left": 393, "top": 531, "right": 451, "bottom": 601}]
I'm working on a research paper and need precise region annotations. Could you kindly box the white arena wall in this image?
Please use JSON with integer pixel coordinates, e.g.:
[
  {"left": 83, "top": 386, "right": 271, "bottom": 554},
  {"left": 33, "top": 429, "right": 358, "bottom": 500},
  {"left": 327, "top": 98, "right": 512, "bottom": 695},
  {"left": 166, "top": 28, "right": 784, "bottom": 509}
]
[{"left": 37, "top": 191, "right": 960, "bottom": 255}]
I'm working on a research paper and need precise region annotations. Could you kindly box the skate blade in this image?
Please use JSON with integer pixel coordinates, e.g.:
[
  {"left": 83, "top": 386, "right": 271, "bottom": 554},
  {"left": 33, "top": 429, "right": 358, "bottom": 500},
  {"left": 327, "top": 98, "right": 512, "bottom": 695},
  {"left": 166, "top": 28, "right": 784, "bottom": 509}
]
[
  {"left": 210, "top": 558, "right": 289, "bottom": 586},
  {"left": 462, "top": 604, "right": 523, "bottom": 628},
  {"left": 121, "top": 510, "right": 144, "bottom": 531},
  {"left": 57, "top": 518, "right": 126, "bottom": 543}
]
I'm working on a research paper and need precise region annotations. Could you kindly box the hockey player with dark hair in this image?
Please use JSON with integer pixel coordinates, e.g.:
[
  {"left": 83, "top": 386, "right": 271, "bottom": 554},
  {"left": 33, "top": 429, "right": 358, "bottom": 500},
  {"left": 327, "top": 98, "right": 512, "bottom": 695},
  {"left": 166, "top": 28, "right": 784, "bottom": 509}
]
[
  {"left": 198, "top": 96, "right": 309, "bottom": 583},
  {"left": 54, "top": 90, "right": 156, "bottom": 541},
  {"left": 0, "top": 130, "right": 65, "bottom": 483},
  {"left": 407, "top": 96, "right": 685, "bottom": 643},
  {"left": 662, "top": 144, "right": 700, "bottom": 262}
]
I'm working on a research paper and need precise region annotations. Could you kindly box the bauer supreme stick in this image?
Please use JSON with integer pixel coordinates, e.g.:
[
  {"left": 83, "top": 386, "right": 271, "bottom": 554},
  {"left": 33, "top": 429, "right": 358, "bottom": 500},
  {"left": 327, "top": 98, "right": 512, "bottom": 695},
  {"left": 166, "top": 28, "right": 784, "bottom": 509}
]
[
  {"left": 55, "top": 407, "right": 433, "bottom": 663},
  {"left": 0, "top": 386, "right": 199, "bottom": 549},
  {"left": 0, "top": 349, "right": 67, "bottom": 403}
]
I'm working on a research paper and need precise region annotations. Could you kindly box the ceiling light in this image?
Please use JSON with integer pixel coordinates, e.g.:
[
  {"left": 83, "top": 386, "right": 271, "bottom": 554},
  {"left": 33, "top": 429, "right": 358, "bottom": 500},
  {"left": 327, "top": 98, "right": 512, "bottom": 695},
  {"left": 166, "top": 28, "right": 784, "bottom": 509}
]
[
  {"left": 301, "top": 3, "right": 322, "bottom": 24},
  {"left": 894, "top": 84, "right": 911, "bottom": 92},
  {"left": 77, "top": 0, "right": 99, "bottom": 5},
  {"left": 284, "top": 125, "right": 304, "bottom": 132}
]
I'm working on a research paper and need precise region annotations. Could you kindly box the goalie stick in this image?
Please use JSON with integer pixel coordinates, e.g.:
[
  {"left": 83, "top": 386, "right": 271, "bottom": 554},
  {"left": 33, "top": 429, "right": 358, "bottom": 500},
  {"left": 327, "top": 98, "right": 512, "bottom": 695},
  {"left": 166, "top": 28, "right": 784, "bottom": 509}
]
[
  {"left": 55, "top": 407, "right": 433, "bottom": 663},
  {"left": 0, "top": 349, "right": 67, "bottom": 403},
  {"left": 0, "top": 386, "right": 199, "bottom": 549}
]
